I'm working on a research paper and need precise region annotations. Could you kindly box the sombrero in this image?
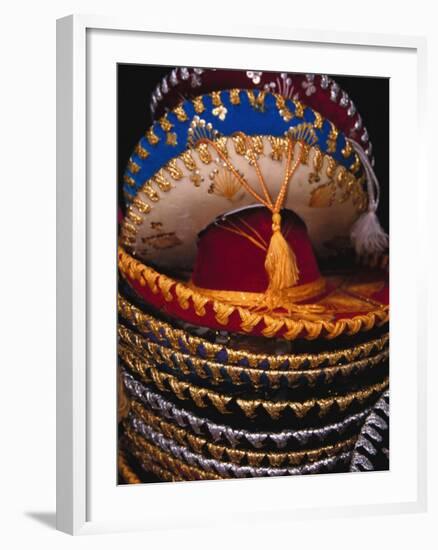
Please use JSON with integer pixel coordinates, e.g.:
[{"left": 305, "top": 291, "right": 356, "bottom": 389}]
[
  {"left": 119, "top": 205, "right": 388, "bottom": 340},
  {"left": 120, "top": 88, "right": 387, "bottom": 267}
]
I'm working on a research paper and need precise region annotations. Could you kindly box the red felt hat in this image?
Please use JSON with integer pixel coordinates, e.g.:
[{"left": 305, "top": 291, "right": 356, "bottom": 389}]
[
  {"left": 118, "top": 206, "right": 388, "bottom": 341},
  {"left": 150, "top": 70, "right": 373, "bottom": 163}
]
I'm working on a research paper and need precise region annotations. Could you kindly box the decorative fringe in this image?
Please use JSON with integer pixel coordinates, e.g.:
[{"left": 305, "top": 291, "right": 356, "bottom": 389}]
[{"left": 264, "top": 213, "right": 299, "bottom": 308}]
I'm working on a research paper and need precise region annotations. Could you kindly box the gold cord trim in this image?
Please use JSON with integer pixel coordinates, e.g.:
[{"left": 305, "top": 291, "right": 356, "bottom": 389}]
[
  {"left": 119, "top": 344, "right": 389, "bottom": 420},
  {"left": 118, "top": 448, "right": 142, "bottom": 484},
  {"left": 119, "top": 445, "right": 184, "bottom": 482},
  {"left": 188, "top": 277, "right": 326, "bottom": 309},
  {"left": 123, "top": 434, "right": 222, "bottom": 481},
  {"left": 118, "top": 294, "right": 389, "bottom": 370},
  {"left": 118, "top": 248, "right": 389, "bottom": 341},
  {"left": 118, "top": 325, "right": 389, "bottom": 388}
]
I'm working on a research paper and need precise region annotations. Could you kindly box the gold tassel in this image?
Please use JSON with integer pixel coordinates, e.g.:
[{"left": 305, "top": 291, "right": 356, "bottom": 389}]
[{"left": 264, "top": 213, "right": 300, "bottom": 308}]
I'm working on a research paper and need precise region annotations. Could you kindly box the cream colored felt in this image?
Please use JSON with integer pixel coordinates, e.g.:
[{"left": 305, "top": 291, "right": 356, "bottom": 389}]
[{"left": 121, "top": 136, "right": 366, "bottom": 271}]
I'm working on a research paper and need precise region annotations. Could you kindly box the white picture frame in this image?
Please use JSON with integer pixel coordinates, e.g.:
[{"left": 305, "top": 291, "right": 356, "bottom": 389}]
[{"left": 56, "top": 14, "right": 428, "bottom": 535}]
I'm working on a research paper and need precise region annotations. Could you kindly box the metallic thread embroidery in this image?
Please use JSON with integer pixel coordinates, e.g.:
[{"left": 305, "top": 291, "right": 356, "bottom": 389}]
[
  {"left": 164, "top": 159, "right": 183, "bottom": 180},
  {"left": 135, "top": 144, "right": 149, "bottom": 159},
  {"left": 146, "top": 127, "right": 160, "bottom": 145},
  {"left": 127, "top": 159, "right": 140, "bottom": 173}
]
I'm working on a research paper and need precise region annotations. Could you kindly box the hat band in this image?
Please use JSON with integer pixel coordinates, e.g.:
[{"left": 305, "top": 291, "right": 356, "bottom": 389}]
[{"left": 188, "top": 277, "right": 326, "bottom": 310}]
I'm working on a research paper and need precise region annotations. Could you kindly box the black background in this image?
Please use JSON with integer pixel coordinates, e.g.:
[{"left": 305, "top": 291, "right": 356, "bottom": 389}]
[{"left": 117, "top": 65, "right": 389, "bottom": 233}]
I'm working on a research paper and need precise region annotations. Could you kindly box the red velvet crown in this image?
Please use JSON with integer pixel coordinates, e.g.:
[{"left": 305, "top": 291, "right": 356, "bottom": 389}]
[{"left": 192, "top": 207, "right": 322, "bottom": 296}]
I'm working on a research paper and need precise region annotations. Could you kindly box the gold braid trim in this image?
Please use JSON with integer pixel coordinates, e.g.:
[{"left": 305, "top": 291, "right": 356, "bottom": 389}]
[
  {"left": 118, "top": 294, "right": 389, "bottom": 370},
  {"left": 118, "top": 248, "right": 389, "bottom": 341},
  {"left": 118, "top": 325, "right": 389, "bottom": 388},
  {"left": 128, "top": 400, "right": 357, "bottom": 468},
  {"left": 119, "top": 444, "right": 184, "bottom": 482},
  {"left": 118, "top": 448, "right": 142, "bottom": 484},
  {"left": 139, "top": 457, "right": 182, "bottom": 482},
  {"left": 123, "top": 434, "right": 222, "bottom": 481},
  {"left": 119, "top": 344, "right": 389, "bottom": 420}
]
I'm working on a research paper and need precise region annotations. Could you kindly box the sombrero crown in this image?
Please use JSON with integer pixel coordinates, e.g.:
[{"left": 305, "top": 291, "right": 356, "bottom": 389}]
[{"left": 191, "top": 206, "right": 326, "bottom": 313}]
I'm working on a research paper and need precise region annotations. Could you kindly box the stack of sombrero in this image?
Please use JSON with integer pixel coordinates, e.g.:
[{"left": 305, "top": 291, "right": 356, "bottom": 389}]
[{"left": 117, "top": 69, "right": 390, "bottom": 484}]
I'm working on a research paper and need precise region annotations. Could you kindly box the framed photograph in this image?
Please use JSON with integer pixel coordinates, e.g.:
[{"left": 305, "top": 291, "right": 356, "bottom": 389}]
[{"left": 56, "top": 15, "right": 427, "bottom": 535}]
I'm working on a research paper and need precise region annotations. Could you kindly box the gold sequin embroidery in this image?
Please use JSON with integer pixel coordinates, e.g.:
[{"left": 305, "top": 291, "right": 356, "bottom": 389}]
[
  {"left": 192, "top": 96, "right": 205, "bottom": 114},
  {"left": 132, "top": 197, "right": 151, "bottom": 215},
  {"left": 158, "top": 115, "right": 173, "bottom": 132},
  {"left": 195, "top": 143, "right": 212, "bottom": 164},
  {"left": 153, "top": 171, "right": 172, "bottom": 192},
  {"left": 211, "top": 91, "right": 222, "bottom": 107},
  {"left": 126, "top": 208, "right": 143, "bottom": 225},
  {"left": 173, "top": 105, "right": 188, "bottom": 122},
  {"left": 141, "top": 183, "right": 160, "bottom": 202},
  {"left": 309, "top": 182, "right": 337, "bottom": 208},
  {"left": 326, "top": 122, "right": 339, "bottom": 153},
  {"left": 292, "top": 99, "right": 305, "bottom": 118},
  {"left": 146, "top": 127, "right": 160, "bottom": 145},
  {"left": 123, "top": 174, "right": 136, "bottom": 187},
  {"left": 135, "top": 144, "right": 149, "bottom": 159},
  {"left": 341, "top": 140, "right": 353, "bottom": 158},
  {"left": 229, "top": 89, "right": 241, "bottom": 104},
  {"left": 164, "top": 159, "right": 183, "bottom": 180},
  {"left": 180, "top": 150, "right": 197, "bottom": 171},
  {"left": 166, "top": 132, "right": 178, "bottom": 146},
  {"left": 127, "top": 159, "right": 140, "bottom": 174},
  {"left": 313, "top": 110, "right": 323, "bottom": 129}
]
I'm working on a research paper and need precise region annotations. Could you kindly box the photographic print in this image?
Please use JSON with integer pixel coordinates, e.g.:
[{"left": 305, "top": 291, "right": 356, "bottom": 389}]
[{"left": 116, "top": 66, "right": 389, "bottom": 484}]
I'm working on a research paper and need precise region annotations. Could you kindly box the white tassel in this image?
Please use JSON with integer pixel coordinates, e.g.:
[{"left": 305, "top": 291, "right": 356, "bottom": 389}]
[
  {"left": 350, "top": 209, "right": 388, "bottom": 257},
  {"left": 348, "top": 139, "right": 388, "bottom": 257}
]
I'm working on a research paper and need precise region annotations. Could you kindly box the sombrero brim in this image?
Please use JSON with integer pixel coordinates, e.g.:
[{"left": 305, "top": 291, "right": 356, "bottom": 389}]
[
  {"left": 118, "top": 324, "right": 389, "bottom": 393},
  {"left": 150, "top": 71, "right": 371, "bottom": 155},
  {"left": 121, "top": 368, "right": 376, "bottom": 451},
  {"left": 122, "top": 421, "right": 353, "bottom": 479},
  {"left": 118, "top": 294, "right": 389, "bottom": 370},
  {"left": 118, "top": 247, "right": 389, "bottom": 341},
  {"left": 119, "top": 344, "right": 389, "bottom": 422}
]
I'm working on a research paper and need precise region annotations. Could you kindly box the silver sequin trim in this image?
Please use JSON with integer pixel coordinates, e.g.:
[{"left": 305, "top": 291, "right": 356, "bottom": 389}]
[
  {"left": 349, "top": 391, "right": 389, "bottom": 472},
  {"left": 330, "top": 81, "right": 340, "bottom": 102},
  {"left": 320, "top": 75, "right": 329, "bottom": 89}
]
